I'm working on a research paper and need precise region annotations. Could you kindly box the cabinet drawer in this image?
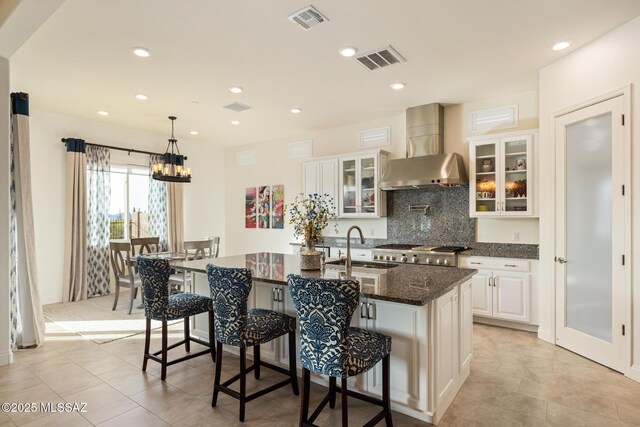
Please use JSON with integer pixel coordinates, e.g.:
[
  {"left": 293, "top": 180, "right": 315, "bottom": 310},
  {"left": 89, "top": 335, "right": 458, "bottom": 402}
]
[{"left": 459, "top": 256, "right": 530, "bottom": 272}]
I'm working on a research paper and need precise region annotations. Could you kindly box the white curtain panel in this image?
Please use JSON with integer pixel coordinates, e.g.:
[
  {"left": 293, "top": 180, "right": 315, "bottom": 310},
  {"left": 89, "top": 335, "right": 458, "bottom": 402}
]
[
  {"left": 86, "top": 145, "right": 111, "bottom": 297},
  {"left": 62, "top": 139, "right": 88, "bottom": 302},
  {"left": 9, "top": 92, "right": 45, "bottom": 348},
  {"left": 167, "top": 182, "right": 184, "bottom": 253},
  {"left": 148, "top": 154, "right": 169, "bottom": 250}
]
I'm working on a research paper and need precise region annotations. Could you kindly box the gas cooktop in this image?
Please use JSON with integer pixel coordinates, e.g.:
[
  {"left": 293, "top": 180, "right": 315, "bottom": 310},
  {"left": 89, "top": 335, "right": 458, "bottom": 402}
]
[{"left": 371, "top": 244, "right": 468, "bottom": 266}]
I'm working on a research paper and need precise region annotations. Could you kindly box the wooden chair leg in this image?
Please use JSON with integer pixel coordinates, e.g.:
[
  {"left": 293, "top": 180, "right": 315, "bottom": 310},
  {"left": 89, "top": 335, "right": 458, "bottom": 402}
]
[
  {"left": 341, "top": 377, "right": 349, "bottom": 427},
  {"left": 383, "top": 354, "right": 393, "bottom": 427},
  {"left": 254, "top": 345, "right": 261, "bottom": 379},
  {"left": 112, "top": 281, "right": 120, "bottom": 311},
  {"left": 208, "top": 311, "right": 216, "bottom": 362},
  {"left": 289, "top": 332, "right": 299, "bottom": 395},
  {"left": 161, "top": 320, "right": 168, "bottom": 381},
  {"left": 142, "top": 318, "right": 151, "bottom": 371},
  {"left": 299, "top": 368, "right": 311, "bottom": 427},
  {"left": 239, "top": 347, "right": 247, "bottom": 422},
  {"left": 329, "top": 377, "right": 337, "bottom": 409},
  {"left": 128, "top": 283, "right": 135, "bottom": 315},
  {"left": 212, "top": 342, "right": 223, "bottom": 407},
  {"left": 184, "top": 316, "right": 191, "bottom": 352}
]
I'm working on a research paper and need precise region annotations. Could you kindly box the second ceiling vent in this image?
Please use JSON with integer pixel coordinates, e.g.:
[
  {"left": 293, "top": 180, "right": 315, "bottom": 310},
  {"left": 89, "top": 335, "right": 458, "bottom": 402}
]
[
  {"left": 288, "top": 5, "right": 328, "bottom": 30},
  {"left": 355, "top": 46, "right": 406, "bottom": 71}
]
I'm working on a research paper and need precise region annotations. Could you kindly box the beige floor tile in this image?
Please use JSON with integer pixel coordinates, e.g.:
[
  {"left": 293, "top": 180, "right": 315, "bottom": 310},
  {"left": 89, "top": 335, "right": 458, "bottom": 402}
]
[
  {"left": 96, "top": 406, "right": 170, "bottom": 426},
  {"left": 445, "top": 394, "right": 481, "bottom": 421},
  {"left": 20, "top": 412, "right": 92, "bottom": 427},
  {"left": 31, "top": 361, "right": 103, "bottom": 397},
  {"left": 546, "top": 401, "right": 624, "bottom": 426},
  {"left": 130, "top": 382, "right": 212, "bottom": 424},
  {"left": 616, "top": 401, "right": 640, "bottom": 425},
  {"left": 483, "top": 392, "right": 548, "bottom": 420},
  {"left": 0, "top": 383, "right": 64, "bottom": 425},
  {"left": 65, "top": 348, "right": 131, "bottom": 376},
  {"left": 548, "top": 391, "right": 619, "bottom": 419},
  {"left": 469, "top": 366, "right": 522, "bottom": 389},
  {"left": 0, "top": 411, "right": 13, "bottom": 426},
  {"left": 457, "top": 378, "right": 518, "bottom": 401},
  {"left": 473, "top": 403, "right": 551, "bottom": 426},
  {"left": 581, "top": 377, "right": 640, "bottom": 407},
  {"left": 517, "top": 378, "right": 579, "bottom": 401},
  {"left": 0, "top": 367, "right": 42, "bottom": 395},
  {"left": 97, "top": 363, "right": 162, "bottom": 396},
  {"left": 63, "top": 383, "right": 138, "bottom": 425}
]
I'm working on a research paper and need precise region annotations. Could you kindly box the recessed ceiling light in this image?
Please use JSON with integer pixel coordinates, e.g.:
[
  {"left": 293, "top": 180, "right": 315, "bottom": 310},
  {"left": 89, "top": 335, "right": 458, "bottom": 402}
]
[
  {"left": 229, "top": 86, "right": 243, "bottom": 94},
  {"left": 97, "top": 110, "right": 109, "bottom": 116},
  {"left": 190, "top": 131, "right": 198, "bottom": 135},
  {"left": 339, "top": 46, "right": 357, "bottom": 57},
  {"left": 552, "top": 40, "right": 572, "bottom": 51},
  {"left": 132, "top": 47, "right": 151, "bottom": 57},
  {"left": 390, "top": 82, "right": 405, "bottom": 90},
  {"left": 135, "top": 93, "right": 148, "bottom": 100},
  {"left": 290, "top": 107, "right": 302, "bottom": 114},
  {"left": 231, "top": 120, "right": 240, "bottom": 125}
]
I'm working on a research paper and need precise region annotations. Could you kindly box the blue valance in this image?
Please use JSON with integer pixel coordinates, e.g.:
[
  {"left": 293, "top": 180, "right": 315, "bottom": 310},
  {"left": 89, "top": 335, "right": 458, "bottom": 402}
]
[
  {"left": 10, "top": 92, "right": 29, "bottom": 116},
  {"left": 65, "top": 138, "right": 86, "bottom": 153}
]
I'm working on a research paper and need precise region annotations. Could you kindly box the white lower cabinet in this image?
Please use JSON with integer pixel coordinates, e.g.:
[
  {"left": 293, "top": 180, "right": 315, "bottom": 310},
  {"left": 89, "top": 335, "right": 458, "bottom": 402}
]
[{"left": 460, "top": 256, "right": 535, "bottom": 325}]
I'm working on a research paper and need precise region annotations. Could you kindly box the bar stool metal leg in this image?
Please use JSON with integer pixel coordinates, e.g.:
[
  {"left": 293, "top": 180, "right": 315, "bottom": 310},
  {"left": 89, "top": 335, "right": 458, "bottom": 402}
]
[
  {"left": 329, "top": 377, "right": 337, "bottom": 409},
  {"left": 254, "top": 345, "right": 261, "bottom": 379},
  {"left": 184, "top": 316, "right": 191, "bottom": 352},
  {"left": 239, "top": 347, "right": 247, "bottom": 422},
  {"left": 383, "top": 354, "right": 393, "bottom": 427},
  {"left": 299, "top": 368, "right": 311, "bottom": 427},
  {"left": 341, "top": 377, "right": 349, "bottom": 427},
  {"left": 289, "top": 332, "right": 299, "bottom": 395},
  {"left": 212, "top": 342, "right": 223, "bottom": 407},
  {"left": 161, "top": 320, "right": 168, "bottom": 381},
  {"left": 142, "top": 318, "right": 151, "bottom": 371}
]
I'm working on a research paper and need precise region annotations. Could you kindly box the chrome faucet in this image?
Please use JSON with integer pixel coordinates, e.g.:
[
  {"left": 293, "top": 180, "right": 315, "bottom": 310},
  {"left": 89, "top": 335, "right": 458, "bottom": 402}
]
[{"left": 345, "top": 225, "right": 365, "bottom": 270}]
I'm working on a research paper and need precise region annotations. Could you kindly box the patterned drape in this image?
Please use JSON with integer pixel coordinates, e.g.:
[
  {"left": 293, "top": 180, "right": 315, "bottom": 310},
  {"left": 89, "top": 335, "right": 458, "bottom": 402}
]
[
  {"left": 9, "top": 92, "right": 46, "bottom": 348},
  {"left": 148, "top": 154, "right": 168, "bottom": 250},
  {"left": 86, "top": 145, "right": 111, "bottom": 297}
]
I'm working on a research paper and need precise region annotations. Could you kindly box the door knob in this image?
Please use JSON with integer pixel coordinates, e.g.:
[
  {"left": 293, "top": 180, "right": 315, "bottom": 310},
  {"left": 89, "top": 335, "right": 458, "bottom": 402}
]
[{"left": 554, "top": 257, "right": 567, "bottom": 264}]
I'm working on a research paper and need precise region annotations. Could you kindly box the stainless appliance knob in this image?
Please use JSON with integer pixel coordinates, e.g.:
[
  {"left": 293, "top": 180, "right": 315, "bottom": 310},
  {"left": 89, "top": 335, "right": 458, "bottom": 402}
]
[
  {"left": 413, "top": 256, "right": 420, "bottom": 263},
  {"left": 443, "top": 259, "right": 450, "bottom": 266},
  {"left": 390, "top": 256, "right": 396, "bottom": 261},
  {"left": 425, "top": 258, "right": 431, "bottom": 264},
  {"left": 372, "top": 254, "right": 378, "bottom": 260},
  {"left": 436, "top": 258, "right": 442, "bottom": 265},
  {"left": 385, "top": 255, "right": 391, "bottom": 261},
  {"left": 401, "top": 256, "right": 408, "bottom": 263}
]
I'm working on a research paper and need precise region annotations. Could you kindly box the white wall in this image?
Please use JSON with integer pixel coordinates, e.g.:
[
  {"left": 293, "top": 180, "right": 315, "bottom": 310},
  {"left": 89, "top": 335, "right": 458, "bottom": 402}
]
[
  {"left": 538, "top": 16, "right": 640, "bottom": 362},
  {"left": 0, "top": 56, "right": 12, "bottom": 365},
  {"left": 28, "top": 109, "right": 225, "bottom": 304}
]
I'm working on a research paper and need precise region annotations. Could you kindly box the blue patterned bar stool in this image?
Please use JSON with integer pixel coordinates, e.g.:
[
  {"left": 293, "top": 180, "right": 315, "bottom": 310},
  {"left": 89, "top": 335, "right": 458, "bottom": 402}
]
[
  {"left": 137, "top": 257, "right": 215, "bottom": 381},
  {"left": 288, "top": 274, "right": 393, "bottom": 427},
  {"left": 207, "top": 265, "right": 299, "bottom": 422}
]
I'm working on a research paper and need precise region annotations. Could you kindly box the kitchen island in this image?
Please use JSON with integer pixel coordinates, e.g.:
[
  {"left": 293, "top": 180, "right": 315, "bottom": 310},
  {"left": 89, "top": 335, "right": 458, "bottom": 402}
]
[{"left": 174, "top": 253, "right": 476, "bottom": 424}]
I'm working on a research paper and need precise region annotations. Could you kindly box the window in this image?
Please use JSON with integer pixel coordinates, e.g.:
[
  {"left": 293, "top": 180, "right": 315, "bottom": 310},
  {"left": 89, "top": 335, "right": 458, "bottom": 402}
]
[{"left": 109, "top": 165, "right": 152, "bottom": 239}]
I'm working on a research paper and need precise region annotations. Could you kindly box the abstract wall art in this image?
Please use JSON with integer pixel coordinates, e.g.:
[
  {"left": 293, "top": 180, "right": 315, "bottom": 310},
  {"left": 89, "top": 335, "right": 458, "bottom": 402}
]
[
  {"left": 245, "top": 187, "right": 257, "bottom": 228},
  {"left": 271, "top": 184, "right": 284, "bottom": 229},
  {"left": 257, "top": 186, "right": 271, "bottom": 229}
]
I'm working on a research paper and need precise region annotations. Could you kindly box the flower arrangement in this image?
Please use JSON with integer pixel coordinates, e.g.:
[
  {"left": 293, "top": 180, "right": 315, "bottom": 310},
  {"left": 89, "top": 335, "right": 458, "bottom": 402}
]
[{"left": 287, "top": 193, "right": 338, "bottom": 245}]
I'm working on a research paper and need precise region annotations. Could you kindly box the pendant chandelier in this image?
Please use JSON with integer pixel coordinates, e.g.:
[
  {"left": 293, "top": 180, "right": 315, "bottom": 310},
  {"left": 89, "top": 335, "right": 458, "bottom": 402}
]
[{"left": 152, "top": 116, "right": 192, "bottom": 183}]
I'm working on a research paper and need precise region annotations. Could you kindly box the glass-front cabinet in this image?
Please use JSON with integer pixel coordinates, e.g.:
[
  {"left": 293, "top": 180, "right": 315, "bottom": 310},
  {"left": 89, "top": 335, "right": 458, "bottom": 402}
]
[
  {"left": 338, "top": 151, "right": 388, "bottom": 218},
  {"left": 468, "top": 131, "right": 536, "bottom": 217}
]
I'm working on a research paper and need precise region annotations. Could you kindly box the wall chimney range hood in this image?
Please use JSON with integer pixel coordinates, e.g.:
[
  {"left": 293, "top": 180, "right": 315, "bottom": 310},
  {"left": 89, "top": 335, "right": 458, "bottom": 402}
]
[{"left": 380, "top": 103, "right": 468, "bottom": 190}]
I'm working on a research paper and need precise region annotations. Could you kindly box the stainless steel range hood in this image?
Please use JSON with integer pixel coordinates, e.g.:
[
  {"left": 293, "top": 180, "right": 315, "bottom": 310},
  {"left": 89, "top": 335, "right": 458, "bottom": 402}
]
[{"left": 380, "top": 103, "right": 468, "bottom": 190}]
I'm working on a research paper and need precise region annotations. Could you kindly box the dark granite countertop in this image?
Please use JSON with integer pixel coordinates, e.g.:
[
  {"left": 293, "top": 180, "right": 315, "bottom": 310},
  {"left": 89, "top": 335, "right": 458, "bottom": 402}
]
[{"left": 173, "top": 253, "right": 477, "bottom": 306}]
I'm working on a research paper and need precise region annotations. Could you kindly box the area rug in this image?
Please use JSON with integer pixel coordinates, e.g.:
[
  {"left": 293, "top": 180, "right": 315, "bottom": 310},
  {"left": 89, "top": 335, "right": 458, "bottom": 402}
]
[{"left": 43, "top": 290, "right": 179, "bottom": 344}]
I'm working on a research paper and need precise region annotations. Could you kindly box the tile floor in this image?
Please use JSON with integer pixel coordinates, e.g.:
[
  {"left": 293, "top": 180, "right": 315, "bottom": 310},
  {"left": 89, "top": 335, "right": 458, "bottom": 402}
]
[{"left": 2, "top": 319, "right": 640, "bottom": 426}]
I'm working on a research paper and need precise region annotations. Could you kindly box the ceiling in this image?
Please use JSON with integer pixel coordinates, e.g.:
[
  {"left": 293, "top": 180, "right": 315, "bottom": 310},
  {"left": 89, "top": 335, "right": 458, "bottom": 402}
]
[{"left": 9, "top": 0, "right": 640, "bottom": 147}]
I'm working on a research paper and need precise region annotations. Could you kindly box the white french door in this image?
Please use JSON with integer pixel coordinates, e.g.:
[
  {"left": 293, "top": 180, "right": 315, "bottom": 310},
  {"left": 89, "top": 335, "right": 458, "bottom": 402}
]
[{"left": 554, "top": 95, "right": 627, "bottom": 372}]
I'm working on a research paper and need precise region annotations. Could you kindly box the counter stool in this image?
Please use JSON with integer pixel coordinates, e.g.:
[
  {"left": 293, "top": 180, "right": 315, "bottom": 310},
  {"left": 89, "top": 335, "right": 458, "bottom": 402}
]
[
  {"left": 206, "top": 265, "right": 299, "bottom": 422},
  {"left": 288, "top": 274, "right": 393, "bottom": 427},
  {"left": 137, "top": 257, "right": 216, "bottom": 381}
]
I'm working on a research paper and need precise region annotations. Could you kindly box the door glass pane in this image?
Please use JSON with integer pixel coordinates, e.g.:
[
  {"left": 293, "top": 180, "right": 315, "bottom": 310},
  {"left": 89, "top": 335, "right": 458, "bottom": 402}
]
[
  {"left": 503, "top": 139, "right": 528, "bottom": 212},
  {"left": 474, "top": 143, "right": 497, "bottom": 213},
  {"left": 109, "top": 172, "right": 127, "bottom": 239},
  {"left": 342, "top": 159, "right": 356, "bottom": 214},
  {"left": 565, "top": 112, "right": 612, "bottom": 342},
  {"left": 129, "top": 172, "right": 151, "bottom": 238},
  {"left": 360, "top": 157, "right": 375, "bottom": 213}
]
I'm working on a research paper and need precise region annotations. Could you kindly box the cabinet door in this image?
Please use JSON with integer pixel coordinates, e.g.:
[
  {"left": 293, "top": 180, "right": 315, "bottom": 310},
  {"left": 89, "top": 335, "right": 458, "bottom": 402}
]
[
  {"left": 339, "top": 157, "right": 358, "bottom": 217},
  {"left": 319, "top": 159, "right": 339, "bottom": 211},
  {"left": 500, "top": 135, "right": 532, "bottom": 216},
  {"left": 358, "top": 154, "right": 378, "bottom": 217},
  {"left": 470, "top": 140, "right": 501, "bottom": 217},
  {"left": 367, "top": 300, "right": 424, "bottom": 410},
  {"left": 459, "top": 280, "right": 473, "bottom": 372},
  {"left": 252, "top": 282, "right": 281, "bottom": 361},
  {"left": 303, "top": 161, "right": 319, "bottom": 197},
  {"left": 435, "top": 287, "right": 459, "bottom": 405},
  {"left": 493, "top": 272, "right": 530, "bottom": 322},
  {"left": 278, "top": 286, "right": 300, "bottom": 367},
  {"left": 471, "top": 269, "right": 493, "bottom": 317}
]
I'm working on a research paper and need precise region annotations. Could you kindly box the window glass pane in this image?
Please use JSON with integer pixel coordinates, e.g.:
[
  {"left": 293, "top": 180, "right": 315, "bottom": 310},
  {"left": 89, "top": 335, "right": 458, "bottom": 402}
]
[
  {"left": 129, "top": 173, "right": 151, "bottom": 238},
  {"left": 109, "top": 172, "right": 127, "bottom": 239}
]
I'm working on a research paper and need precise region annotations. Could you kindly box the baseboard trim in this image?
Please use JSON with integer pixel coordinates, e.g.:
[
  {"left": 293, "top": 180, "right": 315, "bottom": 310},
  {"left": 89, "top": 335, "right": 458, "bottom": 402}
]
[
  {"left": 537, "top": 328, "right": 554, "bottom": 344},
  {"left": 627, "top": 365, "right": 640, "bottom": 383},
  {"left": 0, "top": 350, "right": 13, "bottom": 366},
  {"left": 473, "top": 316, "right": 539, "bottom": 333}
]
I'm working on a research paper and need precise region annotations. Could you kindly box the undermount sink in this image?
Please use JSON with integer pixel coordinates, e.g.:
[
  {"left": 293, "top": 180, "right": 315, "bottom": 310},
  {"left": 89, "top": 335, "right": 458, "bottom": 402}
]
[{"left": 325, "top": 260, "right": 399, "bottom": 269}]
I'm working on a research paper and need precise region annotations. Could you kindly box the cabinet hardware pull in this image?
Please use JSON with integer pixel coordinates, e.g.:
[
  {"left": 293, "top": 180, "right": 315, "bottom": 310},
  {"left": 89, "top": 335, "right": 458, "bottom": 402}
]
[
  {"left": 360, "top": 302, "right": 366, "bottom": 319},
  {"left": 505, "top": 264, "right": 517, "bottom": 267},
  {"left": 272, "top": 288, "right": 277, "bottom": 302},
  {"left": 367, "top": 303, "right": 375, "bottom": 320},
  {"left": 277, "top": 288, "right": 282, "bottom": 302},
  {"left": 470, "top": 262, "right": 482, "bottom": 265}
]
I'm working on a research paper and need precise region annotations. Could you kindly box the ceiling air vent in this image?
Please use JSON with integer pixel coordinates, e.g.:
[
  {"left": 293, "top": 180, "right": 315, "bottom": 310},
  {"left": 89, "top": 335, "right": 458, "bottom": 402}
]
[
  {"left": 354, "top": 46, "right": 405, "bottom": 71},
  {"left": 288, "top": 5, "right": 328, "bottom": 30},
  {"left": 223, "top": 102, "right": 252, "bottom": 112}
]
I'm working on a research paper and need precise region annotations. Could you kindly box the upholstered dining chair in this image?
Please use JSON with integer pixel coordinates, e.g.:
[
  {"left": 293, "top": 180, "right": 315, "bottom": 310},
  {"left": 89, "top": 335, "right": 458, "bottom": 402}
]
[
  {"left": 137, "top": 257, "right": 215, "bottom": 381},
  {"left": 109, "top": 242, "right": 142, "bottom": 314},
  {"left": 206, "top": 265, "right": 299, "bottom": 422},
  {"left": 169, "top": 238, "right": 220, "bottom": 292},
  {"left": 288, "top": 274, "right": 393, "bottom": 427}
]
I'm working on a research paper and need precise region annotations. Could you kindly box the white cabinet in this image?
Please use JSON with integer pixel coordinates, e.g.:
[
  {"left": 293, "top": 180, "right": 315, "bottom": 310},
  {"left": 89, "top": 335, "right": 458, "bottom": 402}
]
[
  {"left": 468, "top": 130, "right": 537, "bottom": 217},
  {"left": 338, "top": 151, "right": 388, "bottom": 218},
  {"left": 460, "top": 256, "right": 534, "bottom": 324},
  {"left": 251, "top": 281, "right": 286, "bottom": 361},
  {"left": 302, "top": 158, "right": 339, "bottom": 210},
  {"left": 434, "top": 286, "right": 459, "bottom": 405},
  {"left": 459, "top": 280, "right": 473, "bottom": 372}
]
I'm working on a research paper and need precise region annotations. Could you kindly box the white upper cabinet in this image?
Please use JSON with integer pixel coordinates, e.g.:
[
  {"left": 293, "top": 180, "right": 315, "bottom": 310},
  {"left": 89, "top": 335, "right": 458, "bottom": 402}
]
[
  {"left": 302, "top": 158, "right": 339, "bottom": 211},
  {"left": 468, "top": 130, "right": 537, "bottom": 217}
]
